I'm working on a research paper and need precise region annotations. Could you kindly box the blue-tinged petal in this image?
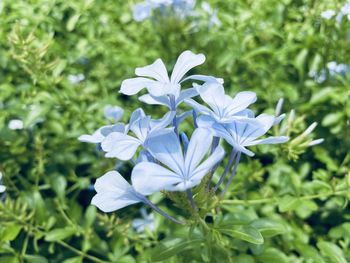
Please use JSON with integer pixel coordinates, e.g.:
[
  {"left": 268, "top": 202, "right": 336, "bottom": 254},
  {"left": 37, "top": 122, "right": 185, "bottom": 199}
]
[
  {"left": 176, "top": 88, "right": 198, "bottom": 106},
  {"left": 255, "top": 114, "right": 276, "bottom": 133},
  {"left": 78, "top": 128, "right": 104, "bottom": 143},
  {"left": 184, "top": 128, "right": 213, "bottom": 175},
  {"left": 104, "top": 105, "right": 124, "bottom": 122},
  {"left": 245, "top": 136, "right": 289, "bottom": 146},
  {"left": 145, "top": 129, "right": 185, "bottom": 175},
  {"left": 94, "top": 171, "right": 132, "bottom": 194},
  {"left": 176, "top": 111, "right": 192, "bottom": 125},
  {"left": 131, "top": 162, "right": 182, "bottom": 195},
  {"left": 138, "top": 94, "right": 171, "bottom": 108},
  {"left": 91, "top": 171, "right": 141, "bottom": 212},
  {"left": 91, "top": 192, "right": 140, "bottom": 212},
  {"left": 0, "top": 185, "right": 5, "bottom": 193},
  {"left": 129, "top": 108, "right": 146, "bottom": 126},
  {"left": 196, "top": 83, "right": 226, "bottom": 117},
  {"left": 197, "top": 115, "right": 233, "bottom": 143},
  {"left": 100, "top": 123, "right": 126, "bottom": 137},
  {"left": 135, "top": 58, "right": 170, "bottom": 83},
  {"left": 149, "top": 111, "right": 175, "bottom": 131},
  {"left": 120, "top": 77, "right": 159, "bottom": 95},
  {"left": 184, "top": 99, "right": 213, "bottom": 115},
  {"left": 224, "top": 91, "right": 257, "bottom": 116},
  {"left": 180, "top": 74, "right": 224, "bottom": 84},
  {"left": 191, "top": 145, "right": 225, "bottom": 181},
  {"left": 130, "top": 116, "right": 151, "bottom": 142},
  {"left": 170, "top": 50, "right": 205, "bottom": 84},
  {"left": 101, "top": 132, "right": 141, "bottom": 160}
]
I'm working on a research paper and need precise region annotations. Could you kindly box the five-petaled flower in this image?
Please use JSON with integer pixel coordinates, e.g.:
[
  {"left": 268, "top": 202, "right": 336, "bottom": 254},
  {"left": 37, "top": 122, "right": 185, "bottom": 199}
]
[
  {"left": 131, "top": 128, "right": 225, "bottom": 194},
  {"left": 120, "top": 50, "right": 222, "bottom": 109}
]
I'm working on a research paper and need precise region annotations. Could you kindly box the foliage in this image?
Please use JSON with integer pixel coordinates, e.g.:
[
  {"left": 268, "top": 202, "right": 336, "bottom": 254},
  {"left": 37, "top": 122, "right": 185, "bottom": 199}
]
[{"left": 0, "top": 0, "right": 349, "bottom": 262}]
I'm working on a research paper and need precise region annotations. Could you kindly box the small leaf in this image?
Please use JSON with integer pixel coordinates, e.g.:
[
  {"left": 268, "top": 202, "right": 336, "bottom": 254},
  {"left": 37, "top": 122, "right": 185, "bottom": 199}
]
[
  {"left": 45, "top": 227, "right": 76, "bottom": 242},
  {"left": 278, "top": 195, "right": 300, "bottom": 212},
  {"left": 151, "top": 238, "right": 203, "bottom": 262},
  {"left": 317, "top": 241, "right": 347, "bottom": 263},
  {"left": 218, "top": 225, "right": 264, "bottom": 245},
  {"left": 257, "top": 248, "right": 289, "bottom": 263},
  {"left": 0, "top": 224, "right": 22, "bottom": 242},
  {"left": 250, "top": 219, "right": 286, "bottom": 238},
  {"left": 67, "top": 14, "right": 81, "bottom": 31},
  {"left": 24, "top": 255, "right": 48, "bottom": 263}
]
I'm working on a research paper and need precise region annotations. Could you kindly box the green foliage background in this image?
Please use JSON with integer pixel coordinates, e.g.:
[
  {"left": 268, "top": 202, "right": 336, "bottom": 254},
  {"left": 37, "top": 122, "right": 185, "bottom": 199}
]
[{"left": 0, "top": 0, "right": 349, "bottom": 262}]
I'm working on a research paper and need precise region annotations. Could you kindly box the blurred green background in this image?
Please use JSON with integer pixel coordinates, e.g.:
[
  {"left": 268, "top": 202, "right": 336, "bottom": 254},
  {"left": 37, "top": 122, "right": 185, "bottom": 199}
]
[{"left": 0, "top": 0, "right": 349, "bottom": 262}]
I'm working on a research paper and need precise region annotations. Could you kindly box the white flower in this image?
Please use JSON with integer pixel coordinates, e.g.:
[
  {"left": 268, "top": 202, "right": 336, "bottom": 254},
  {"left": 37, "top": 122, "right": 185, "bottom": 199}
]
[
  {"left": 0, "top": 172, "right": 6, "bottom": 193},
  {"left": 8, "top": 119, "right": 23, "bottom": 130},
  {"left": 321, "top": 10, "right": 336, "bottom": 20},
  {"left": 68, "top": 73, "right": 85, "bottom": 84}
]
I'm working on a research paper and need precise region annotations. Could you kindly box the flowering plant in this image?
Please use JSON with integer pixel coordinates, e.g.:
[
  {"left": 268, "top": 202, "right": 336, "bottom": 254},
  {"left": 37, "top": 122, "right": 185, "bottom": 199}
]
[{"left": 80, "top": 50, "right": 290, "bottom": 224}]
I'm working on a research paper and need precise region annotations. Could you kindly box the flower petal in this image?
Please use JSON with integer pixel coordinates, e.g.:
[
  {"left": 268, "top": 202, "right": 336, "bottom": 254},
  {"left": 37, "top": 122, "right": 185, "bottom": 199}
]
[
  {"left": 191, "top": 145, "right": 225, "bottom": 181},
  {"left": 184, "top": 128, "right": 213, "bottom": 175},
  {"left": 104, "top": 105, "right": 124, "bottom": 122},
  {"left": 224, "top": 91, "right": 257, "bottom": 116},
  {"left": 135, "top": 58, "right": 170, "bottom": 83},
  {"left": 0, "top": 185, "right": 6, "bottom": 193},
  {"left": 245, "top": 136, "right": 289, "bottom": 146},
  {"left": 78, "top": 128, "right": 104, "bottom": 143},
  {"left": 180, "top": 74, "right": 224, "bottom": 84},
  {"left": 91, "top": 192, "right": 140, "bottom": 212},
  {"left": 149, "top": 111, "right": 176, "bottom": 131},
  {"left": 131, "top": 162, "right": 182, "bottom": 195},
  {"left": 170, "top": 50, "right": 205, "bottom": 84},
  {"left": 101, "top": 132, "right": 141, "bottom": 160},
  {"left": 145, "top": 129, "right": 184, "bottom": 175},
  {"left": 94, "top": 171, "right": 132, "bottom": 194},
  {"left": 184, "top": 99, "right": 213, "bottom": 116},
  {"left": 120, "top": 77, "right": 159, "bottom": 95},
  {"left": 100, "top": 124, "right": 126, "bottom": 137},
  {"left": 130, "top": 116, "right": 151, "bottom": 142},
  {"left": 129, "top": 108, "right": 146, "bottom": 125},
  {"left": 176, "top": 88, "right": 198, "bottom": 106},
  {"left": 196, "top": 83, "right": 226, "bottom": 117},
  {"left": 138, "top": 94, "right": 171, "bottom": 108}
]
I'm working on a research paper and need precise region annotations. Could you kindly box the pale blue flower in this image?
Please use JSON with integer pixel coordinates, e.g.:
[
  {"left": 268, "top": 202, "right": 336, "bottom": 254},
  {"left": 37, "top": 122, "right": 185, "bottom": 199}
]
[
  {"left": 321, "top": 10, "right": 336, "bottom": 20},
  {"left": 0, "top": 172, "right": 5, "bottom": 193},
  {"left": 78, "top": 123, "right": 126, "bottom": 144},
  {"left": 120, "top": 50, "right": 222, "bottom": 109},
  {"left": 91, "top": 171, "right": 145, "bottom": 212},
  {"left": 68, "top": 73, "right": 85, "bottom": 84},
  {"left": 132, "top": 208, "right": 155, "bottom": 233},
  {"left": 185, "top": 82, "right": 256, "bottom": 124},
  {"left": 131, "top": 128, "right": 225, "bottom": 194},
  {"left": 101, "top": 108, "right": 175, "bottom": 160},
  {"left": 133, "top": 2, "right": 153, "bottom": 21},
  {"left": 8, "top": 119, "right": 24, "bottom": 130},
  {"left": 104, "top": 105, "right": 124, "bottom": 122},
  {"left": 198, "top": 114, "right": 288, "bottom": 156}
]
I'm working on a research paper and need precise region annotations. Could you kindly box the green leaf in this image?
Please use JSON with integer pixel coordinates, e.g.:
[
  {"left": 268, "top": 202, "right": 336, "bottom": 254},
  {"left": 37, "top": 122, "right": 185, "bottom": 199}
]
[
  {"left": 218, "top": 225, "right": 264, "bottom": 245},
  {"left": 24, "top": 255, "right": 48, "bottom": 263},
  {"left": 257, "top": 248, "right": 289, "bottom": 263},
  {"left": 250, "top": 219, "right": 286, "bottom": 238},
  {"left": 151, "top": 238, "right": 203, "bottom": 262},
  {"left": 45, "top": 227, "right": 76, "bottom": 242},
  {"left": 278, "top": 195, "right": 300, "bottom": 212},
  {"left": 0, "top": 224, "right": 22, "bottom": 242},
  {"left": 317, "top": 241, "right": 347, "bottom": 263},
  {"left": 62, "top": 257, "right": 83, "bottom": 263},
  {"left": 67, "top": 14, "right": 81, "bottom": 31}
]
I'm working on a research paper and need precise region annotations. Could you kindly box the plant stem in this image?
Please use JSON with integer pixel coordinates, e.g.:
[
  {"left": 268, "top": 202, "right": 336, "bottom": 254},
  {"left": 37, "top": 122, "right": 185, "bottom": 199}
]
[
  {"left": 192, "top": 110, "right": 198, "bottom": 128},
  {"left": 213, "top": 149, "right": 237, "bottom": 193},
  {"left": 221, "top": 151, "right": 241, "bottom": 197},
  {"left": 206, "top": 137, "right": 221, "bottom": 190},
  {"left": 186, "top": 189, "right": 198, "bottom": 212},
  {"left": 143, "top": 198, "right": 184, "bottom": 224}
]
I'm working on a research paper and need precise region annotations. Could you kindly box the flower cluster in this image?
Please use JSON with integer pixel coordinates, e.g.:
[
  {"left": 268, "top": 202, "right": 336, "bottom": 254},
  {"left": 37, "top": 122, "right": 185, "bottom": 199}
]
[
  {"left": 309, "top": 61, "right": 350, "bottom": 83},
  {"left": 132, "top": 0, "right": 220, "bottom": 27},
  {"left": 80, "top": 50, "right": 289, "bottom": 224}
]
